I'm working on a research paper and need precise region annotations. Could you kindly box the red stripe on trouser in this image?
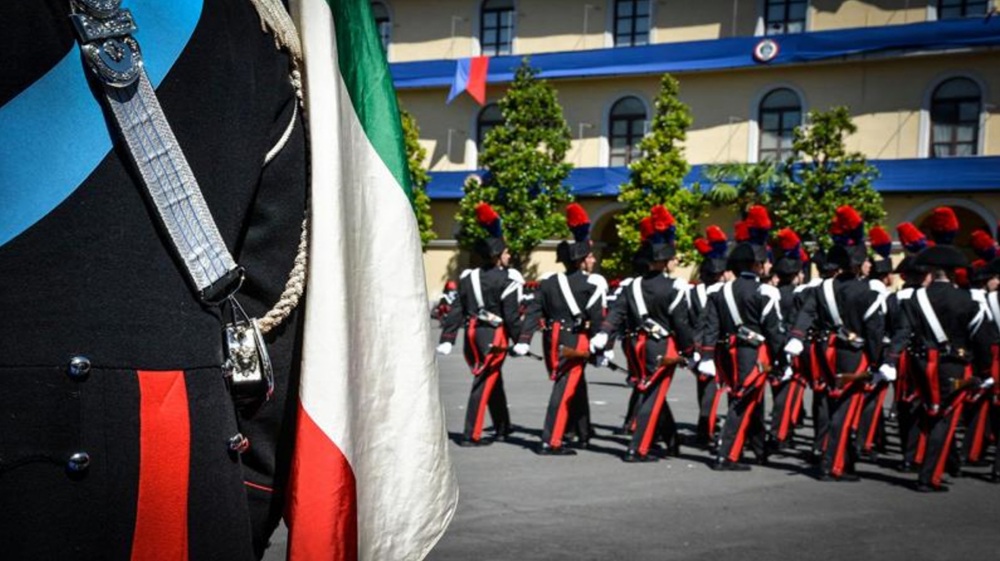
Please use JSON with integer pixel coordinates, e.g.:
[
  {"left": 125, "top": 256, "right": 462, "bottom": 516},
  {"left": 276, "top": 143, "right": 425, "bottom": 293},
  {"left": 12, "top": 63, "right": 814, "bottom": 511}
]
[
  {"left": 831, "top": 392, "right": 864, "bottom": 476},
  {"left": 548, "top": 322, "right": 562, "bottom": 375},
  {"left": 931, "top": 401, "right": 966, "bottom": 487},
  {"left": 550, "top": 366, "right": 584, "bottom": 447},
  {"left": 286, "top": 405, "right": 358, "bottom": 561},
  {"left": 708, "top": 386, "right": 723, "bottom": 439},
  {"left": 926, "top": 350, "right": 941, "bottom": 408},
  {"left": 862, "top": 385, "right": 888, "bottom": 451},
  {"left": 916, "top": 428, "right": 927, "bottom": 465},
  {"left": 472, "top": 371, "right": 501, "bottom": 440},
  {"left": 966, "top": 399, "right": 989, "bottom": 462},
  {"left": 638, "top": 370, "right": 675, "bottom": 456},
  {"left": 132, "top": 371, "right": 190, "bottom": 561},
  {"left": 467, "top": 318, "right": 480, "bottom": 366},
  {"left": 727, "top": 385, "right": 762, "bottom": 463},
  {"left": 791, "top": 380, "right": 806, "bottom": 425}
]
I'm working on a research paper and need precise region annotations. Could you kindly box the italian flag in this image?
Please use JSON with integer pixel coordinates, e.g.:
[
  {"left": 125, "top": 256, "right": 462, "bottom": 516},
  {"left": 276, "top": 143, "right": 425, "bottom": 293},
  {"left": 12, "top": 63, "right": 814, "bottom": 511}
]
[{"left": 286, "top": 1, "right": 458, "bottom": 559}]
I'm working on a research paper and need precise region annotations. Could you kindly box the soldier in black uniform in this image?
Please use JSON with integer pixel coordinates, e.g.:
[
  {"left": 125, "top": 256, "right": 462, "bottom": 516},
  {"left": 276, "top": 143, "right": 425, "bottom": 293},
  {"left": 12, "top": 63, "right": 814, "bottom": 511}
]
[
  {"left": 438, "top": 203, "right": 523, "bottom": 446},
  {"left": 515, "top": 204, "right": 607, "bottom": 455},
  {"left": 699, "top": 205, "right": 784, "bottom": 470},
  {"left": 894, "top": 241, "right": 998, "bottom": 491},
  {"left": 593, "top": 206, "right": 695, "bottom": 462},
  {"left": 768, "top": 228, "right": 807, "bottom": 452},
  {"left": 1, "top": 2, "right": 307, "bottom": 558},
  {"left": 690, "top": 226, "right": 730, "bottom": 448},
  {"left": 855, "top": 226, "right": 894, "bottom": 461},
  {"left": 786, "top": 206, "right": 892, "bottom": 481}
]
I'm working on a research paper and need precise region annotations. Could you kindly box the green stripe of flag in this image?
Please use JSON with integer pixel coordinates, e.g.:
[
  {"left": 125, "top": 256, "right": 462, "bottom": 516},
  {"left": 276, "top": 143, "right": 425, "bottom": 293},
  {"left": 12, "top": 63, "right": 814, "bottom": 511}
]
[{"left": 325, "top": 0, "right": 412, "bottom": 201}]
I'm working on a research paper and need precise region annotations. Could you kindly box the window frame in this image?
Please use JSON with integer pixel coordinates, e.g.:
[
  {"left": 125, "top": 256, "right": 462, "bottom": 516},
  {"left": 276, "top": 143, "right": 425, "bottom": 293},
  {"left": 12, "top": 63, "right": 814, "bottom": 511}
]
[
  {"left": 757, "top": 88, "right": 802, "bottom": 163},
  {"left": 929, "top": 77, "right": 983, "bottom": 158},
  {"left": 612, "top": 0, "right": 651, "bottom": 48},
  {"left": 757, "top": 0, "right": 809, "bottom": 36},
  {"left": 479, "top": 0, "right": 515, "bottom": 57},
  {"left": 607, "top": 95, "right": 649, "bottom": 167}
]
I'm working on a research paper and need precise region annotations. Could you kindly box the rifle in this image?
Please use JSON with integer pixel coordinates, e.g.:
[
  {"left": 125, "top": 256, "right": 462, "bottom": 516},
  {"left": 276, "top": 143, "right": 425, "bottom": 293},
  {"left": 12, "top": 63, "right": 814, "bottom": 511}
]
[
  {"left": 835, "top": 370, "right": 872, "bottom": 388},
  {"left": 471, "top": 345, "right": 508, "bottom": 376},
  {"left": 557, "top": 345, "right": 628, "bottom": 373}
]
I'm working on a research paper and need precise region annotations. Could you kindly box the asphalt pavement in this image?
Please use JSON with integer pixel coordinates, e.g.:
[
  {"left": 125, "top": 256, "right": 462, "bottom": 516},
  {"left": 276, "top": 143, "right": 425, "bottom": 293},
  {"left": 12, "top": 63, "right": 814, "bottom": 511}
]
[{"left": 266, "top": 328, "right": 1000, "bottom": 560}]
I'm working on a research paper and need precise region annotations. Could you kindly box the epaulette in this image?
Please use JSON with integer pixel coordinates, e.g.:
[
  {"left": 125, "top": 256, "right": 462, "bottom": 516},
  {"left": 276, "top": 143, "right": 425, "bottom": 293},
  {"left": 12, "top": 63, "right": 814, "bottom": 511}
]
[
  {"left": 507, "top": 268, "right": 525, "bottom": 284},
  {"left": 706, "top": 282, "right": 724, "bottom": 294},
  {"left": 459, "top": 269, "right": 473, "bottom": 280},
  {"left": 897, "top": 287, "right": 915, "bottom": 300},
  {"left": 671, "top": 277, "right": 691, "bottom": 292},
  {"left": 587, "top": 273, "right": 609, "bottom": 293},
  {"left": 868, "top": 279, "right": 888, "bottom": 295}
]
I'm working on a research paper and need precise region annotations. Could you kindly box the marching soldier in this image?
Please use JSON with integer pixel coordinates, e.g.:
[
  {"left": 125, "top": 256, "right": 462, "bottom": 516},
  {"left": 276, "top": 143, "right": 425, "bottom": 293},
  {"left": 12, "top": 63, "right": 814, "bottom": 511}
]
[
  {"left": 896, "top": 232, "right": 998, "bottom": 492},
  {"left": 593, "top": 206, "right": 695, "bottom": 462},
  {"left": 986, "top": 257, "right": 1000, "bottom": 482},
  {"left": 515, "top": 204, "right": 607, "bottom": 455},
  {"left": 855, "top": 226, "right": 894, "bottom": 461},
  {"left": 961, "top": 231, "right": 1000, "bottom": 467},
  {"left": 438, "top": 203, "right": 523, "bottom": 446},
  {"left": 690, "top": 226, "right": 730, "bottom": 448},
  {"left": 699, "top": 206, "right": 785, "bottom": 470},
  {"left": 786, "top": 206, "right": 892, "bottom": 481},
  {"left": 768, "top": 228, "right": 808, "bottom": 452}
]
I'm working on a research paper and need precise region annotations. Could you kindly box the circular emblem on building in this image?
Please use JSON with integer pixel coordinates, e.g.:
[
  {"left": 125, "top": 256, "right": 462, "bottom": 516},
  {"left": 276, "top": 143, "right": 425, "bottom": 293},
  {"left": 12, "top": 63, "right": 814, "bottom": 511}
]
[{"left": 753, "top": 39, "right": 780, "bottom": 63}]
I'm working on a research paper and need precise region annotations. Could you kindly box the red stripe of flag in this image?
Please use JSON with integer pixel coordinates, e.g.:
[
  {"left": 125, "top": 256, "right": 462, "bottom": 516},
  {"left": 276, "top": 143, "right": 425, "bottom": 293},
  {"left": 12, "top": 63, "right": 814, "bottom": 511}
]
[
  {"left": 466, "top": 56, "right": 489, "bottom": 105},
  {"left": 286, "top": 404, "right": 359, "bottom": 561},
  {"left": 132, "top": 370, "right": 190, "bottom": 561}
]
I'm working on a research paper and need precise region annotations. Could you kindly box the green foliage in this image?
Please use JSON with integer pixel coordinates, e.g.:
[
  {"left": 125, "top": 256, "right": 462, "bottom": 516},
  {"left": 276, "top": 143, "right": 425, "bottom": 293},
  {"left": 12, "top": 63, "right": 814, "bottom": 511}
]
[
  {"left": 603, "top": 74, "right": 705, "bottom": 277},
  {"left": 702, "top": 107, "right": 883, "bottom": 249},
  {"left": 457, "top": 59, "right": 573, "bottom": 271},
  {"left": 400, "top": 108, "right": 436, "bottom": 249}
]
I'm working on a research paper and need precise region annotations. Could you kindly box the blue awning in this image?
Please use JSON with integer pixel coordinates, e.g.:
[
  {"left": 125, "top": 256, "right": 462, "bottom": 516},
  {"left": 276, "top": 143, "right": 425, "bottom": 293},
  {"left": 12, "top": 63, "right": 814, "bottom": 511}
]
[
  {"left": 425, "top": 157, "right": 1000, "bottom": 200},
  {"left": 392, "top": 18, "right": 1000, "bottom": 89}
]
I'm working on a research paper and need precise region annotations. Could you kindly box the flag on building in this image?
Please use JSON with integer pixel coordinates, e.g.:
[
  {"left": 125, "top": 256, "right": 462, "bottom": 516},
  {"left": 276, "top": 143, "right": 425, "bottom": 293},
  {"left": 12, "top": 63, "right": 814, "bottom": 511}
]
[
  {"left": 446, "top": 56, "right": 490, "bottom": 105},
  {"left": 287, "top": 1, "right": 459, "bottom": 559}
]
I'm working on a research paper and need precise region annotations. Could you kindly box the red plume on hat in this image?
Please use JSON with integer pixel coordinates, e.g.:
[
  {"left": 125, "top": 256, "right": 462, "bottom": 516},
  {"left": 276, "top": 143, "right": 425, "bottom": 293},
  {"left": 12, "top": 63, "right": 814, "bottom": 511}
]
[
  {"left": 869, "top": 226, "right": 892, "bottom": 259},
  {"left": 831, "top": 205, "right": 864, "bottom": 246},
  {"left": 773, "top": 228, "right": 801, "bottom": 259},
  {"left": 971, "top": 229, "right": 997, "bottom": 261},
  {"left": 475, "top": 202, "right": 503, "bottom": 237},
  {"left": 639, "top": 216, "right": 655, "bottom": 242},
  {"left": 954, "top": 266, "right": 970, "bottom": 289},
  {"left": 746, "top": 205, "right": 772, "bottom": 245},
  {"left": 927, "top": 206, "right": 959, "bottom": 245},
  {"left": 705, "top": 225, "right": 728, "bottom": 258},
  {"left": 734, "top": 220, "right": 750, "bottom": 243},
  {"left": 565, "top": 203, "right": 591, "bottom": 243},
  {"left": 694, "top": 238, "right": 712, "bottom": 257},
  {"left": 649, "top": 205, "right": 676, "bottom": 244},
  {"left": 896, "top": 222, "right": 927, "bottom": 254}
]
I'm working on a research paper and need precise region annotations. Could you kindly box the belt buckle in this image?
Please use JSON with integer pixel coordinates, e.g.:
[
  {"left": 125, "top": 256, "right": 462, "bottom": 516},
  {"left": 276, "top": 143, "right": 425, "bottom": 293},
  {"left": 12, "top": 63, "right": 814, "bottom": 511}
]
[{"left": 71, "top": 1, "right": 143, "bottom": 87}]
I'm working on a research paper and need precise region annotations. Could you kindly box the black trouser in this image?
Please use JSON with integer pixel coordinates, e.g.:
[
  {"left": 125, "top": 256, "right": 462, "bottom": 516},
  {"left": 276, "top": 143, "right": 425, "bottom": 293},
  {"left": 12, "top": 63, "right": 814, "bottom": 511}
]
[
  {"left": 856, "top": 382, "right": 889, "bottom": 456},
  {"left": 462, "top": 322, "right": 510, "bottom": 441},
  {"left": 809, "top": 338, "right": 832, "bottom": 455},
  {"left": 896, "top": 398, "right": 924, "bottom": 465},
  {"left": 696, "top": 375, "right": 722, "bottom": 444},
  {"left": 628, "top": 334, "right": 678, "bottom": 456},
  {"left": 770, "top": 377, "right": 806, "bottom": 446},
  {"left": 820, "top": 344, "right": 868, "bottom": 477},
  {"left": 541, "top": 324, "right": 590, "bottom": 447},
  {"left": 917, "top": 355, "right": 971, "bottom": 488},
  {"left": 960, "top": 393, "right": 992, "bottom": 464},
  {"left": 718, "top": 342, "right": 768, "bottom": 463}
]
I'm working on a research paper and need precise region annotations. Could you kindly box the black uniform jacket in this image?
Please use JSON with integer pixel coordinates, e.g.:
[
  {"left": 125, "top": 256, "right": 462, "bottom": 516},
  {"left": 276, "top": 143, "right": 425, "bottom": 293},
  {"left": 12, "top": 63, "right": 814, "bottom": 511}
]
[
  {"left": 520, "top": 270, "right": 606, "bottom": 342},
  {"left": 700, "top": 273, "right": 785, "bottom": 367},
  {"left": 440, "top": 265, "right": 524, "bottom": 345},
  {"left": 601, "top": 272, "right": 695, "bottom": 356},
  {"left": 1, "top": 2, "right": 306, "bottom": 558}
]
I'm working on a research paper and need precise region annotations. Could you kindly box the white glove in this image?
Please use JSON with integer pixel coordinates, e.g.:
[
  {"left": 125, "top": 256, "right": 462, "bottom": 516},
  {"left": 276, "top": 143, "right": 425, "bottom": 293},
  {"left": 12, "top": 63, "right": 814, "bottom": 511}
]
[
  {"left": 784, "top": 338, "right": 804, "bottom": 357},
  {"left": 697, "top": 359, "right": 716, "bottom": 377},
  {"left": 596, "top": 355, "right": 610, "bottom": 368},
  {"left": 780, "top": 366, "right": 794, "bottom": 383},
  {"left": 602, "top": 349, "right": 615, "bottom": 362},
  {"left": 877, "top": 363, "right": 897, "bottom": 383},
  {"left": 981, "top": 378, "right": 995, "bottom": 390},
  {"left": 590, "top": 332, "right": 609, "bottom": 353},
  {"left": 512, "top": 343, "right": 530, "bottom": 356},
  {"left": 436, "top": 342, "right": 453, "bottom": 355}
]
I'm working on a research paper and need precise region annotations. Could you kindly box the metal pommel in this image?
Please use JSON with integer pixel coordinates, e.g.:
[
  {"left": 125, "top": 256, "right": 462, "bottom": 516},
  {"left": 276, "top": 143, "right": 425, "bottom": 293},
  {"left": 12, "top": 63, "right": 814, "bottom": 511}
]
[{"left": 71, "top": 3, "right": 142, "bottom": 88}]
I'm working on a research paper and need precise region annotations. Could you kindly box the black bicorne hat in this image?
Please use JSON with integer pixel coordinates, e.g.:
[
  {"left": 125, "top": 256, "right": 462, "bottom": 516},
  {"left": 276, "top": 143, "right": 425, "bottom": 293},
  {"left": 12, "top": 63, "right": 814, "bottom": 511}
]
[{"left": 914, "top": 245, "right": 969, "bottom": 270}]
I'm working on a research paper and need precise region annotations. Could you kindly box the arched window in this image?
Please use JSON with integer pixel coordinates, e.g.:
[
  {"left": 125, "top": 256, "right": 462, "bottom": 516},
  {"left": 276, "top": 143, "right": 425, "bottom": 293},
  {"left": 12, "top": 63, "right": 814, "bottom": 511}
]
[
  {"left": 480, "top": 0, "right": 514, "bottom": 56},
  {"left": 937, "top": 0, "right": 989, "bottom": 20},
  {"left": 371, "top": 1, "right": 390, "bottom": 52},
  {"left": 608, "top": 96, "right": 647, "bottom": 166},
  {"left": 931, "top": 78, "right": 981, "bottom": 158},
  {"left": 477, "top": 103, "right": 503, "bottom": 151},
  {"left": 764, "top": 0, "right": 808, "bottom": 35},
  {"left": 758, "top": 88, "right": 801, "bottom": 162},
  {"left": 613, "top": 0, "right": 650, "bottom": 47}
]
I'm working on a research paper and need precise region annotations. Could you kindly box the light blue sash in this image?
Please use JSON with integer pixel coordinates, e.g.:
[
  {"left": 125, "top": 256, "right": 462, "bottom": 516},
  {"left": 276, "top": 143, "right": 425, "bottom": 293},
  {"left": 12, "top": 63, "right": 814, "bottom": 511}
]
[{"left": 0, "top": 0, "right": 203, "bottom": 248}]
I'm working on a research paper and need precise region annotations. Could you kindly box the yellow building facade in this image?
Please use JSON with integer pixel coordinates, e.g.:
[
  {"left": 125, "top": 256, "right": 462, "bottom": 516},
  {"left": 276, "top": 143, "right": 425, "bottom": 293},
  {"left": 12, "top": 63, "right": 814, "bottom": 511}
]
[{"left": 376, "top": 0, "right": 1000, "bottom": 293}]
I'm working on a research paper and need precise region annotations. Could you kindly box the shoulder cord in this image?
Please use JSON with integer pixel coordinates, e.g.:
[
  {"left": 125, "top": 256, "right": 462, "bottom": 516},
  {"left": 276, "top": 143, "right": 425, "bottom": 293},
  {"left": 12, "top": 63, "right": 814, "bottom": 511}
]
[{"left": 251, "top": 0, "right": 309, "bottom": 335}]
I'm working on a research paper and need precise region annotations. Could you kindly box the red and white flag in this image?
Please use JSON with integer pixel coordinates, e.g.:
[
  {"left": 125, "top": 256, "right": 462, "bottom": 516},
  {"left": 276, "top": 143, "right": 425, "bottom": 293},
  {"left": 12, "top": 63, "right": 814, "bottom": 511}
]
[{"left": 286, "top": 1, "right": 458, "bottom": 559}]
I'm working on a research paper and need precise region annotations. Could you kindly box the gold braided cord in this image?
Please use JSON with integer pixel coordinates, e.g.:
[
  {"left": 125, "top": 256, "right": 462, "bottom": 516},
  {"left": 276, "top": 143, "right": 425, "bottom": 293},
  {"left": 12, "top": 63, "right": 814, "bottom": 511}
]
[{"left": 257, "top": 213, "right": 309, "bottom": 335}]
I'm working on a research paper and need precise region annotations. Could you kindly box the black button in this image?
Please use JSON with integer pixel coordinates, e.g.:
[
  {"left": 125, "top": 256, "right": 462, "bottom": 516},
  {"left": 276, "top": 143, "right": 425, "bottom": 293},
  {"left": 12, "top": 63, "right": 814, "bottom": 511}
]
[
  {"left": 68, "top": 356, "right": 91, "bottom": 380},
  {"left": 67, "top": 452, "right": 91, "bottom": 472}
]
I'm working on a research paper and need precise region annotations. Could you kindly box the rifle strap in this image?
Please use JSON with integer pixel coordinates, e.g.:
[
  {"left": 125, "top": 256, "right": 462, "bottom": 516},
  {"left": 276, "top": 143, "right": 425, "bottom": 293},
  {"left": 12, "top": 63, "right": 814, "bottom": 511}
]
[
  {"left": 667, "top": 279, "right": 687, "bottom": 315},
  {"left": 988, "top": 292, "right": 1000, "bottom": 332},
  {"left": 471, "top": 269, "right": 485, "bottom": 311},
  {"left": 916, "top": 288, "right": 949, "bottom": 345},
  {"left": 723, "top": 281, "right": 743, "bottom": 327},
  {"left": 557, "top": 273, "right": 582, "bottom": 317},
  {"left": 632, "top": 277, "right": 648, "bottom": 318},
  {"left": 823, "top": 279, "right": 843, "bottom": 328}
]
